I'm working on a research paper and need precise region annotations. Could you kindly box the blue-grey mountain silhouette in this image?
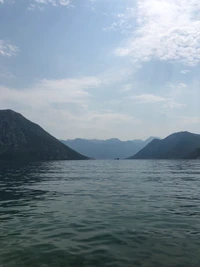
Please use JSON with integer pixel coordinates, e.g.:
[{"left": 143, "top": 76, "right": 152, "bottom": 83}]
[
  {"left": 129, "top": 131, "right": 200, "bottom": 159},
  {"left": 61, "top": 137, "right": 158, "bottom": 159},
  {"left": 0, "top": 110, "right": 87, "bottom": 161}
]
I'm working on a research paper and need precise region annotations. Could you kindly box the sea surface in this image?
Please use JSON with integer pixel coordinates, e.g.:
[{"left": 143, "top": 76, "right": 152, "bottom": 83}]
[{"left": 0, "top": 160, "right": 200, "bottom": 267}]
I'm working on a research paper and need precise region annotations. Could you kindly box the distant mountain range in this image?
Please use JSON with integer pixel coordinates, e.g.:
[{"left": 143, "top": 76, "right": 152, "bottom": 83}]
[
  {"left": 61, "top": 137, "right": 158, "bottom": 159},
  {"left": 129, "top": 131, "right": 200, "bottom": 160},
  {"left": 0, "top": 110, "right": 87, "bottom": 161},
  {"left": 1, "top": 110, "right": 199, "bottom": 161}
]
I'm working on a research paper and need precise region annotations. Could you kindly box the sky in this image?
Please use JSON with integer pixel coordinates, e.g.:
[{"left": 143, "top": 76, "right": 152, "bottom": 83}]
[{"left": 0, "top": 0, "right": 200, "bottom": 140}]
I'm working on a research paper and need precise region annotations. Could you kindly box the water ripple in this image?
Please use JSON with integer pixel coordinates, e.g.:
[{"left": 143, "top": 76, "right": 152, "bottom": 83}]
[{"left": 0, "top": 160, "right": 200, "bottom": 266}]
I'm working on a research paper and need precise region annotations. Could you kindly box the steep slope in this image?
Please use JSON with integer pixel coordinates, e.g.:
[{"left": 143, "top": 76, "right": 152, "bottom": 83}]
[
  {"left": 61, "top": 137, "right": 158, "bottom": 159},
  {"left": 186, "top": 148, "right": 200, "bottom": 159},
  {"left": 0, "top": 109, "right": 87, "bottom": 161},
  {"left": 129, "top": 131, "right": 200, "bottom": 159}
]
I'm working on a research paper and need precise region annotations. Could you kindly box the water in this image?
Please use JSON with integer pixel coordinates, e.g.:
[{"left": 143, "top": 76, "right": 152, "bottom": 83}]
[{"left": 0, "top": 160, "right": 200, "bottom": 267}]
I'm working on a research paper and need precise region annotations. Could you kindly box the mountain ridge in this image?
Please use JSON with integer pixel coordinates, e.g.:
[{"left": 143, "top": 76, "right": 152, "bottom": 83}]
[
  {"left": 61, "top": 136, "right": 159, "bottom": 159},
  {"left": 0, "top": 109, "right": 88, "bottom": 161},
  {"left": 129, "top": 131, "right": 200, "bottom": 159}
]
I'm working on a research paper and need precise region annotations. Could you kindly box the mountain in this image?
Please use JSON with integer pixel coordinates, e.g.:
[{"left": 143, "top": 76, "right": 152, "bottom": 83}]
[
  {"left": 61, "top": 137, "right": 158, "bottom": 159},
  {"left": 129, "top": 131, "right": 200, "bottom": 159},
  {"left": 186, "top": 148, "right": 200, "bottom": 159},
  {"left": 0, "top": 109, "right": 87, "bottom": 161}
]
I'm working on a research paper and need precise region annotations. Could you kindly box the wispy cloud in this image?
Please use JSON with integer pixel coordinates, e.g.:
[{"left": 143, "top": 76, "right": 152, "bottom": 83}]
[
  {"left": 163, "top": 101, "right": 186, "bottom": 110},
  {"left": 0, "top": 75, "right": 141, "bottom": 139},
  {"left": 131, "top": 91, "right": 186, "bottom": 109},
  {"left": 0, "top": 76, "right": 101, "bottom": 109},
  {"left": 0, "top": 63, "right": 133, "bottom": 112},
  {"left": 104, "top": 8, "right": 136, "bottom": 33},
  {"left": 90, "top": 112, "right": 139, "bottom": 125},
  {"left": 132, "top": 94, "right": 168, "bottom": 104},
  {"left": 166, "top": 82, "right": 189, "bottom": 99},
  {"left": 0, "top": 0, "right": 16, "bottom": 5},
  {"left": 120, "top": 83, "right": 132, "bottom": 92},
  {"left": 99, "top": 67, "right": 133, "bottom": 85},
  {"left": 178, "top": 116, "right": 200, "bottom": 125},
  {"left": 181, "top": 69, "right": 191, "bottom": 74},
  {"left": 28, "top": 0, "right": 73, "bottom": 10},
  {"left": 0, "top": 40, "right": 19, "bottom": 57},
  {"left": 0, "top": 76, "right": 101, "bottom": 135},
  {"left": 178, "top": 83, "right": 187, "bottom": 88},
  {"left": 34, "top": 0, "right": 72, "bottom": 6},
  {"left": 0, "top": 72, "right": 15, "bottom": 79},
  {"left": 114, "top": 0, "right": 200, "bottom": 66}
]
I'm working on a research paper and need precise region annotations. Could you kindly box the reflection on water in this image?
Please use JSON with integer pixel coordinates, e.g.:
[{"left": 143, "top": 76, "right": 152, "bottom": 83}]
[{"left": 0, "top": 160, "right": 200, "bottom": 267}]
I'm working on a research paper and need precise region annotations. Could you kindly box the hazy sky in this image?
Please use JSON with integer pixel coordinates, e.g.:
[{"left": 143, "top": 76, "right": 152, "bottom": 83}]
[{"left": 0, "top": 0, "right": 200, "bottom": 140}]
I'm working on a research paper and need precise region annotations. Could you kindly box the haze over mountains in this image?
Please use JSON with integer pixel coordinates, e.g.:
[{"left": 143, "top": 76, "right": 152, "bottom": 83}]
[
  {"left": 0, "top": 110, "right": 87, "bottom": 161},
  {"left": 0, "top": 109, "right": 200, "bottom": 161},
  {"left": 61, "top": 137, "right": 158, "bottom": 159},
  {"left": 130, "top": 131, "right": 200, "bottom": 160}
]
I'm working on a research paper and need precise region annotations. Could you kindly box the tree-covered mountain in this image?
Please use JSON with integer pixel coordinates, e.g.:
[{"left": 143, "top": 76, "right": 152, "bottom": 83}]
[
  {"left": 61, "top": 137, "right": 158, "bottom": 159},
  {"left": 0, "top": 110, "right": 87, "bottom": 161},
  {"left": 129, "top": 131, "right": 200, "bottom": 159}
]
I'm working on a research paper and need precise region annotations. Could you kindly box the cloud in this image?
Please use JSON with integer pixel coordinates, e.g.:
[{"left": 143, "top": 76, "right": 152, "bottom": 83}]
[
  {"left": 90, "top": 112, "right": 139, "bottom": 125},
  {"left": 132, "top": 94, "right": 168, "bottom": 103},
  {"left": 166, "top": 82, "right": 189, "bottom": 99},
  {"left": 0, "top": 68, "right": 133, "bottom": 112},
  {"left": 178, "top": 116, "right": 200, "bottom": 125},
  {"left": 162, "top": 101, "right": 186, "bottom": 110},
  {"left": 166, "top": 82, "right": 187, "bottom": 91},
  {"left": 0, "top": 40, "right": 19, "bottom": 57},
  {"left": 0, "top": 76, "right": 101, "bottom": 137},
  {"left": 0, "top": 72, "right": 15, "bottom": 79},
  {"left": 131, "top": 92, "right": 186, "bottom": 109},
  {"left": 28, "top": 4, "right": 37, "bottom": 10},
  {"left": 166, "top": 82, "right": 174, "bottom": 89},
  {"left": 178, "top": 83, "right": 187, "bottom": 88},
  {"left": 0, "top": 64, "right": 133, "bottom": 114},
  {"left": 77, "top": 111, "right": 141, "bottom": 140},
  {"left": 34, "top": 0, "right": 71, "bottom": 6},
  {"left": 114, "top": 0, "right": 200, "bottom": 66},
  {"left": 120, "top": 83, "right": 132, "bottom": 92},
  {"left": 0, "top": 0, "right": 16, "bottom": 5},
  {"left": 0, "top": 75, "right": 142, "bottom": 139},
  {"left": 28, "top": 0, "right": 73, "bottom": 10},
  {"left": 0, "top": 76, "right": 101, "bottom": 109},
  {"left": 181, "top": 69, "right": 191, "bottom": 74},
  {"left": 104, "top": 8, "right": 136, "bottom": 33},
  {"left": 99, "top": 67, "right": 133, "bottom": 85}
]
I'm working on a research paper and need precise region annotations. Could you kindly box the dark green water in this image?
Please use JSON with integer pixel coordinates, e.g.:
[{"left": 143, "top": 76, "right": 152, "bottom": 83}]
[{"left": 0, "top": 160, "right": 200, "bottom": 267}]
